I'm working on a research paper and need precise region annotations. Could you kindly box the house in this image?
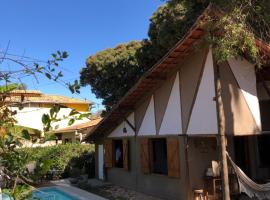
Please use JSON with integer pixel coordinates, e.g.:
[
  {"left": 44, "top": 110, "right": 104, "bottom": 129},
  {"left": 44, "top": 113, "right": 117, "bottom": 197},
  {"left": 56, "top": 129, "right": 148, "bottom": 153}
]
[
  {"left": 52, "top": 117, "right": 102, "bottom": 144},
  {"left": 6, "top": 90, "right": 91, "bottom": 142},
  {"left": 85, "top": 5, "right": 270, "bottom": 200}
]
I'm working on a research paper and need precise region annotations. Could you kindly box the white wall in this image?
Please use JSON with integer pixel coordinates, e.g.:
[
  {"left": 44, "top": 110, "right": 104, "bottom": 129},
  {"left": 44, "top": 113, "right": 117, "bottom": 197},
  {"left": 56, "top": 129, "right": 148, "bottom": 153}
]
[
  {"left": 187, "top": 50, "right": 218, "bottom": 135},
  {"left": 228, "top": 58, "right": 261, "bottom": 129},
  {"left": 138, "top": 96, "right": 156, "bottom": 136},
  {"left": 159, "top": 72, "right": 182, "bottom": 135},
  {"left": 62, "top": 132, "right": 76, "bottom": 143},
  {"left": 11, "top": 106, "right": 89, "bottom": 132},
  {"left": 104, "top": 51, "right": 261, "bottom": 137},
  {"left": 108, "top": 112, "right": 135, "bottom": 137}
]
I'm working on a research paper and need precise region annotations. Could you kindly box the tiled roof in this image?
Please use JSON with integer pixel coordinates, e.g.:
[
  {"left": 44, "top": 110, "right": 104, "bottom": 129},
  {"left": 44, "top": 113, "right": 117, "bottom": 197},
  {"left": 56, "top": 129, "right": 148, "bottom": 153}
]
[
  {"left": 9, "top": 90, "right": 42, "bottom": 94},
  {"left": 52, "top": 118, "right": 102, "bottom": 133},
  {"left": 5, "top": 90, "right": 90, "bottom": 105}
]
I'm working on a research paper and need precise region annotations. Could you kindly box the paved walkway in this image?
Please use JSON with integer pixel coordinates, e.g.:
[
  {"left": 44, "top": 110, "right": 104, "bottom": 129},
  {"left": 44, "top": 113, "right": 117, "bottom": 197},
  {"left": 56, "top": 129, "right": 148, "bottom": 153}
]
[
  {"left": 51, "top": 179, "right": 107, "bottom": 200},
  {"left": 51, "top": 178, "right": 163, "bottom": 200},
  {"left": 84, "top": 179, "right": 164, "bottom": 200}
]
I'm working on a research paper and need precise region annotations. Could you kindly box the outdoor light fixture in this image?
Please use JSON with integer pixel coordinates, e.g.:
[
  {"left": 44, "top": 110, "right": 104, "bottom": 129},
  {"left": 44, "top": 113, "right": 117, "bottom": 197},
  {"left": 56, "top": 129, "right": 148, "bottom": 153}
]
[{"left": 123, "top": 121, "right": 127, "bottom": 134}]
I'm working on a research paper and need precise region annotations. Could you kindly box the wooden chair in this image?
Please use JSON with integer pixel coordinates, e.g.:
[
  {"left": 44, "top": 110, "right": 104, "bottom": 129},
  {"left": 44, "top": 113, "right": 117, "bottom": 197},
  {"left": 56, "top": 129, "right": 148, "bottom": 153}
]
[{"left": 194, "top": 189, "right": 208, "bottom": 200}]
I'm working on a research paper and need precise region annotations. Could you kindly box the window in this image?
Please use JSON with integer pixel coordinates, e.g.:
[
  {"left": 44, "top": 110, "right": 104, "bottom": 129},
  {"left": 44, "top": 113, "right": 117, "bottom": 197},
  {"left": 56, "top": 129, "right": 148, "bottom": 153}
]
[
  {"left": 114, "top": 140, "right": 123, "bottom": 168},
  {"left": 140, "top": 137, "right": 180, "bottom": 178},
  {"left": 64, "top": 138, "right": 72, "bottom": 144},
  {"left": 152, "top": 139, "right": 168, "bottom": 175},
  {"left": 104, "top": 139, "right": 129, "bottom": 170}
]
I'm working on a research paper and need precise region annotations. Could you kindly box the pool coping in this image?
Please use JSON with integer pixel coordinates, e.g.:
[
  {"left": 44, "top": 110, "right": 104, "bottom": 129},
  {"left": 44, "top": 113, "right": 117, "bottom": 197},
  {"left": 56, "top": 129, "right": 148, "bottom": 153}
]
[{"left": 37, "top": 185, "right": 107, "bottom": 200}]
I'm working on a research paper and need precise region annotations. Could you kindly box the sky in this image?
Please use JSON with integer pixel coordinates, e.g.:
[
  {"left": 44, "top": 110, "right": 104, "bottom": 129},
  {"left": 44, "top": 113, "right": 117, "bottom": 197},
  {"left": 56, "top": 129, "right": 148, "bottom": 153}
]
[{"left": 0, "top": 0, "right": 164, "bottom": 112}]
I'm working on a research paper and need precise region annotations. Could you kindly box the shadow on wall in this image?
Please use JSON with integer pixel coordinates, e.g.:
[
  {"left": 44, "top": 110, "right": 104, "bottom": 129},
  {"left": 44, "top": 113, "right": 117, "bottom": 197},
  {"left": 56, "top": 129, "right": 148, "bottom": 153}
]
[{"left": 219, "top": 60, "right": 262, "bottom": 180}]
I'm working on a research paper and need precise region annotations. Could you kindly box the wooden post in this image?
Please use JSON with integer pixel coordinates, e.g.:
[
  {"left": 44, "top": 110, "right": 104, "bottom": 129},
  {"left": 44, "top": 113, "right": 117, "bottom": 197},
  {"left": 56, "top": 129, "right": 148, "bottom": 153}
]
[{"left": 214, "top": 62, "right": 230, "bottom": 200}]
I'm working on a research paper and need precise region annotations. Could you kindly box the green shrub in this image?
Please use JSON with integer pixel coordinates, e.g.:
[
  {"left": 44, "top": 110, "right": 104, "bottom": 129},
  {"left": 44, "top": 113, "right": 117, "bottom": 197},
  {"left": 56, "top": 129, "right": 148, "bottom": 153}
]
[
  {"left": 16, "top": 143, "right": 94, "bottom": 181},
  {"left": 3, "top": 184, "right": 33, "bottom": 200}
]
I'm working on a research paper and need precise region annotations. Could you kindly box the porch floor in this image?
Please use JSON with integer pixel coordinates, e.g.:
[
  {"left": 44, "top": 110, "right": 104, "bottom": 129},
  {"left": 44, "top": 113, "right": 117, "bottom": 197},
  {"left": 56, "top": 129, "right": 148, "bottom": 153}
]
[{"left": 76, "top": 178, "right": 164, "bottom": 200}]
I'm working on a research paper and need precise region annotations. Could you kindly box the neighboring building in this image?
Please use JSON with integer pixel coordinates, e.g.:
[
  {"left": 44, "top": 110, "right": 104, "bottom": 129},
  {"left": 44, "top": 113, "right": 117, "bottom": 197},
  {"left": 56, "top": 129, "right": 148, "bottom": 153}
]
[
  {"left": 7, "top": 90, "right": 91, "bottom": 137},
  {"left": 86, "top": 6, "right": 270, "bottom": 200},
  {"left": 52, "top": 117, "right": 102, "bottom": 144}
]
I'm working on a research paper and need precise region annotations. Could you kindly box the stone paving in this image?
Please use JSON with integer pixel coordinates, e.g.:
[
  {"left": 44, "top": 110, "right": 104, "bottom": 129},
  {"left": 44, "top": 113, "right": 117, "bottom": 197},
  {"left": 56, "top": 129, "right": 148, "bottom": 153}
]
[
  {"left": 78, "top": 179, "right": 164, "bottom": 200},
  {"left": 52, "top": 178, "right": 164, "bottom": 200}
]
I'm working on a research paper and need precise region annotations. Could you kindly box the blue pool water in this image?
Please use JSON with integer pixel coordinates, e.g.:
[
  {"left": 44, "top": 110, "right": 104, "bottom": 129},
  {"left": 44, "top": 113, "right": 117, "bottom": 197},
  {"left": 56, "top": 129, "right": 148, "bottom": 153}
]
[
  {"left": 32, "top": 187, "right": 80, "bottom": 200},
  {"left": 2, "top": 194, "right": 13, "bottom": 200}
]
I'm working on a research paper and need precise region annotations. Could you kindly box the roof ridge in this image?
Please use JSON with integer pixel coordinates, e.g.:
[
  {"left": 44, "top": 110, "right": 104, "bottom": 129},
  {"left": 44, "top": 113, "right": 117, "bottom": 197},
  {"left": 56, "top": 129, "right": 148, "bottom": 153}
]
[{"left": 42, "top": 93, "right": 91, "bottom": 103}]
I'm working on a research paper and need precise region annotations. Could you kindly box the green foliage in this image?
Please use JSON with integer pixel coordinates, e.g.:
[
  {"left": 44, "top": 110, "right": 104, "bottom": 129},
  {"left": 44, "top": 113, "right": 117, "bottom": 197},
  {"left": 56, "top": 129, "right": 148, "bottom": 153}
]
[
  {"left": 0, "top": 48, "right": 87, "bottom": 195},
  {"left": 42, "top": 104, "right": 62, "bottom": 132},
  {"left": 0, "top": 83, "right": 25, "bottom": 93},
  {"left": 77, "top": 1, "right": 204, "bottom": 109},
  {"left": 80, "top": 0, "right": 270, "bottom": 111},
  {"left": 34, "top": 158, "right": 54, "bottom": 181},
  {"left": 3, "top": 184, "right": 33, "bottom": 200},
  {"left": 42, "top": 104, "right": 91, "bottom": 132},
  {"left": 167, "top": 0, "right": 270, "bottom": 64},
  {"left": 9, "top": 125, "right": 41, "bottom": 138},
  {"left": 67, "top": 79, "right": 81, "bottom": 94},
  {"left": 80, "top": 41, "right": 143, "bottom": 109},
  {"left": 18, "top": 143, "right": 94, "bottom": 181},
  {"left": 34, "top": 50, "right": 69, "bottom": 83},
  {"left": 2, "top": 148, "right": 29, "bottom": 173},
  {"left": 208, "top": 8, "right": 258, "bottom": 64},
  {"left": 139, "top": 1, "right": 201, "bottom": 64}
]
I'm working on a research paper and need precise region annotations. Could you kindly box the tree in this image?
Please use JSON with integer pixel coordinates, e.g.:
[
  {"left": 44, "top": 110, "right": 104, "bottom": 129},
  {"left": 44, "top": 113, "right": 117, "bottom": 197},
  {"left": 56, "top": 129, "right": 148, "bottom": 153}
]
[
  {"left": 0, "top": 52, "right": 69, "bottom": 197},
  {"left": 80, "top": 2, "right": 198, "bottom": 109},
  {"left": 138, "top": 1, "right": 202, "bottom": 66},
  {"left": 80, "top": 0, "right": 270, "bottom": 110},
  {"left": 80, "top": 41, "right": 143, "bottom": 110},
  {"left": 0, "top": 50, "right": 91, "bottom": 198},
  {"left": 79, "top": 1, "right": 211, "bottom": 109}
]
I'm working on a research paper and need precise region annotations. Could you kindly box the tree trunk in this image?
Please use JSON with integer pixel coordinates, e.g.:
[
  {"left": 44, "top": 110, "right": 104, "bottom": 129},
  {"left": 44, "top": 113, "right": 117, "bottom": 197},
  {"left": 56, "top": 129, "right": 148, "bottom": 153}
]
[
  {"left": 214, "top": 62, "right": 230, "bottom": 200},
  {"left": 12, "top": 174, "right": 19, "bottom": 194}
]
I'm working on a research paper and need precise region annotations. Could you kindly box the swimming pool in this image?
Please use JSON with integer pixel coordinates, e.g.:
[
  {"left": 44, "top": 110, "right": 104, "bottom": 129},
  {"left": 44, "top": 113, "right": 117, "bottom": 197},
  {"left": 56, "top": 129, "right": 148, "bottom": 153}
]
[
  {"left": 2, "top": 194, "right": 13, "bottom": 200},
  {"left": 32, "top": 187, "right": 80, "bottom": 200}
]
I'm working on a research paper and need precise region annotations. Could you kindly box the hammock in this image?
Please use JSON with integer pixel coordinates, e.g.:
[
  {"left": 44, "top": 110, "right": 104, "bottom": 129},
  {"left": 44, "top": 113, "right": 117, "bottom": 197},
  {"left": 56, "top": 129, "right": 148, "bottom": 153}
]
[{"left": 227, "top": 152, "right": 270, "bottom": 200}]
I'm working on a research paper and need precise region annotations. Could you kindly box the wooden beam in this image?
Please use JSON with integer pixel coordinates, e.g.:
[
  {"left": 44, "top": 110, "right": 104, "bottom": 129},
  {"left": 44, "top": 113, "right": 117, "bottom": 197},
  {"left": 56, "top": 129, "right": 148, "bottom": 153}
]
[
  {"left": 146, "top": 75, "right": 167, "bottom": 81},
  {"left": 123, "top": 117, "right": 136, "bottom": 132},
  {"left": 118, "top": 105, "right": 134, "bottom": 111}
]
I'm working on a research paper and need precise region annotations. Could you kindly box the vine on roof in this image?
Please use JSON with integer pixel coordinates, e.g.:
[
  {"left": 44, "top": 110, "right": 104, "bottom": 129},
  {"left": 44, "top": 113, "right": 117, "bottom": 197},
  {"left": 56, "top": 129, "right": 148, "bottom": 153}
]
[{"left": 201, "top": 0, "right": 269, "bottom": 67}]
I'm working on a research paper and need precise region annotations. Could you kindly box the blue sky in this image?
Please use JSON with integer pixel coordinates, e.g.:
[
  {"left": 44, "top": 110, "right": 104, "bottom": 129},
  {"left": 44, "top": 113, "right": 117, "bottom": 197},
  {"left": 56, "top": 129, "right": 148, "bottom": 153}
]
[{"left": 0, "top": 0, "right": 164, "bottom": 112}]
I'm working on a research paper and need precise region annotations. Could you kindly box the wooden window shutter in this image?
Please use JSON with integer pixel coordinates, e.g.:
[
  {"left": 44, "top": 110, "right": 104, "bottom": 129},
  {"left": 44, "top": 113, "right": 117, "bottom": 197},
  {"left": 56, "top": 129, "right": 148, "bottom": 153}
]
[
  {"left": 104, "top": 139, "right": 113, "bottom": 168},
  {"left": 123, "top": 139, "right": 129, "bottom": 170},
  {"left": 167, "top": 137, "right": 180, "bottom": 178},
  {"left": 140, "top": 138, "right": 150, "bottom": 174}
]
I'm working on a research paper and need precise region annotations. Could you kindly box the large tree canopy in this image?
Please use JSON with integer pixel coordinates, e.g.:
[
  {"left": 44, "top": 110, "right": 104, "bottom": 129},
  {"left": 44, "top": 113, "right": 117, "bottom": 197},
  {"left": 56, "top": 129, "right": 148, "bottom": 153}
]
[
  {"left": 80, "top": 1, "right": 197, "bottom": 109},
  {"left": 80, "top": 41, "right": 143, "bottom": 109},
  {"left": 80, "top": 0, "right": 270, "bottom": 111}
]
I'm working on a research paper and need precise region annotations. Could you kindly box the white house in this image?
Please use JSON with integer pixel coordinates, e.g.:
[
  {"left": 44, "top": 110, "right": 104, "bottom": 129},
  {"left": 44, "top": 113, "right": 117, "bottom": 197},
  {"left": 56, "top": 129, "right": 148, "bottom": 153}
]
[{"left": 7, "top": 90, "right": 91, "bottom": 145}]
